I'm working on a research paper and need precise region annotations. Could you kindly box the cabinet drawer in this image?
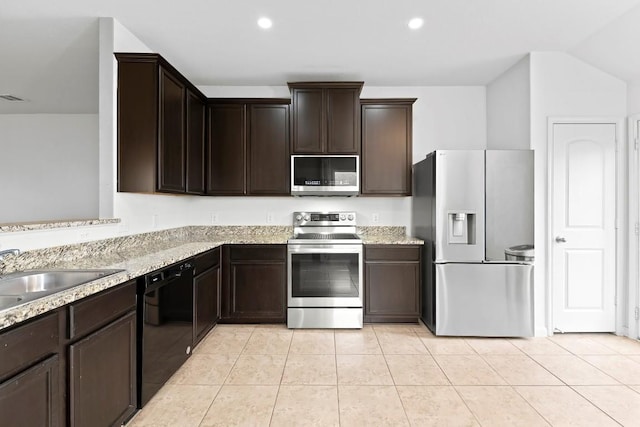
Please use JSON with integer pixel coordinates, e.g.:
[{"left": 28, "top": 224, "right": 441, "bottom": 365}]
[
  {"left": 69, "top": 281, "right": 136, "bottom": 340},
  {"left": 365, "top": 246, "right": 421, "bottom": 262},
  {"left": 229, "top": 245, "right": 286, "bottom": 262},
  {"left": 0, "top": 311, "right": 59, "bottom": 380},
  {"left": 194, "top": 247, "right": 220, "bottom": 275}
]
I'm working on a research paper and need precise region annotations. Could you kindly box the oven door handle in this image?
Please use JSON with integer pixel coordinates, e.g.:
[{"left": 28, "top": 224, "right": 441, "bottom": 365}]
[{"left": 287, "top": 244, "right": 363, "bottom": 254}]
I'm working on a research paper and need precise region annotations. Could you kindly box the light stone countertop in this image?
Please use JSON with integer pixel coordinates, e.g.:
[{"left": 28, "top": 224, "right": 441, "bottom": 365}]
[
  {"left": 0, "top": 226, "right": 422, "bottom": 331},
  {"left": 360, "top": 235, "right": 424, "bottom": 245},
  {"left": 0, "top": 218, "right": 121, "bottom": 233}
]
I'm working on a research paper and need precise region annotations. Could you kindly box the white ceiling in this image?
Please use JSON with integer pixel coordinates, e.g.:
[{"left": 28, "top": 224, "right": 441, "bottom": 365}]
[{"left": 1, "top": 0, "right": 640, "bottom": 113}]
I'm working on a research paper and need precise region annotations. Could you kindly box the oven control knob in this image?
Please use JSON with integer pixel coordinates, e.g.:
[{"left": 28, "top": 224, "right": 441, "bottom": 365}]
[
  {"left": 295, "top": 214, "right": 302, "bottom": 221},
  {"left": 348, "top": 214, "right": 354, "bottom": 220},
  {"left": 304, "top": 215, "right": 310, "bottom": 221},
  {"left": 340, "top": 214, "right": 346, "bottom": 220}
]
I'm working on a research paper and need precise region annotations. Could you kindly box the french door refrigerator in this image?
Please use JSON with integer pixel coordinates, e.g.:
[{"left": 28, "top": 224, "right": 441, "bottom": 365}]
[{"left": 412, "top": 150, "right": 534, "bottom": 336}]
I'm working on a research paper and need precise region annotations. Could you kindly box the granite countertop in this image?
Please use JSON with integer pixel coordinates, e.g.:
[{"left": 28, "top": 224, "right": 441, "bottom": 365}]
[
  {"left": 0, "top": 218, "right": 121, "bottom": 233},
  {"left": 0, "top": 225, "right": 421, "bottom": 331},
  {"left": 360, "top": 235, "right": 424, "bottom": 245}
]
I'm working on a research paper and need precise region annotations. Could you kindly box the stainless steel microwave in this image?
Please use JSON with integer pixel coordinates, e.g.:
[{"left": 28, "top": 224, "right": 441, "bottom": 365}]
[{"left": 290, "top": 155, "right": 359, "bottom": 196}]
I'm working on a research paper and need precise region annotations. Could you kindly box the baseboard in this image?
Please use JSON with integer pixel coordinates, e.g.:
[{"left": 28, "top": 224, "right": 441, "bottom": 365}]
[{"left": 535, "top": 326, "right": 550, "bottom": 337}]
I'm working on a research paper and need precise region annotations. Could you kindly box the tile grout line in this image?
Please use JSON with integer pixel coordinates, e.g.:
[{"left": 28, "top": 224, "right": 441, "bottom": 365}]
[
  {"left": 572, "top": 351, "right": 636, "bottom": 385},
  {"left": 267, "top": 326, "right": 294, "bottom": 426},
  {"left": 197, "top": 324, "right": 253, "bottom": 427},
  {"left": 567, "top": 384, "right": 625, "bottom": 426},
  {"left": 476, "top": 346, "right": 570, "bottom": 388},
  {"left": 428, "top": 345, "right": 484, "bottom": 426},
  {"left": 509, "top": 383, "right": 564, "bottom": 426},
  {"left": 389, "top": 328, "right": 422, "bottom": 426},
  {"left": 334, "top": 329, "right": 341, "bottom": 426},
  {"left": 519, "top": 337, "right": 624, "bottom": 426}
]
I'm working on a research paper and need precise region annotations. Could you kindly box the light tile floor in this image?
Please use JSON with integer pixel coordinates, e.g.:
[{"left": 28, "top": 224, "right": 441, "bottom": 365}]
[{"left": 127, "top": 323, "right": 640, "bottom": 426}]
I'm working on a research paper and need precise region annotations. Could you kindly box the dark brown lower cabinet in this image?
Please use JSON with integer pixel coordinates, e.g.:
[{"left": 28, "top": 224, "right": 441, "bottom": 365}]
[
  {"left": 194, "top": 265, "right": 220, "bottom": 345},
  {"left": 67, "top": 280, "right": 137, "bottom": 426},
  {"left": 69, "top": 311, "right": 136, "bottom": 427},
  {"left": 364, "top": 245, "right": 422, "bottom": 323},
  {"left": 0, "top": 310, "right": 62, "bottom": 426},
  {"left": 222, "top": 245, "right": 287, "bottom": 323},
  {"left": 193, "top": 247, "right": 221, "bottom": 346},
  {"left": 0, "top": 354, "right": 60, "bottom": 427}
]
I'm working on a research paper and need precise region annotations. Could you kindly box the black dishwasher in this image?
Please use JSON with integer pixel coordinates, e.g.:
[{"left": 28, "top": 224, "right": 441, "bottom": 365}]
[{"left": 137, "top": 260, "right": 194, "bottom": 408}]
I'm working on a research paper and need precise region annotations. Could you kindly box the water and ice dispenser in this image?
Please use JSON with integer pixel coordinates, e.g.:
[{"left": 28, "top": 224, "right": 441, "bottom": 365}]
[{"left": 447, "top": 212, "right": 476, "bottom": 244}]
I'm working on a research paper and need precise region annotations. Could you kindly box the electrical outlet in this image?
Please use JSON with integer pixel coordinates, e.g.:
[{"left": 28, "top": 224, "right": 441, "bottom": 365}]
[
  {"left": 119, "top": 223, "right": 129, "bottom": 234},
  {"left": 210, "top": 212, "right": 219, "bottom": 224},
  {"left": 266, "top": 212, "right": 274, "bottom": 224},
  {"left": 372, "top": 213, "right": 380, "bottom": 224},
  {"left": 78, "top": 231, "right": 89, "bottom": 239}
]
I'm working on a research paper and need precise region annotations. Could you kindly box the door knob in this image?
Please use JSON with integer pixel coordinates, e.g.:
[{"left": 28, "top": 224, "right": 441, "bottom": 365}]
[{"left": 555, "top": 236, "right": 566, "bottom": 243}]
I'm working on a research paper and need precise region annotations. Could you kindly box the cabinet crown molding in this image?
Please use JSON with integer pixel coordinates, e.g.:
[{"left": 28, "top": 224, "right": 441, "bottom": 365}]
[{"left": 287, "top": 81, "right": 364, "bottom": 92}]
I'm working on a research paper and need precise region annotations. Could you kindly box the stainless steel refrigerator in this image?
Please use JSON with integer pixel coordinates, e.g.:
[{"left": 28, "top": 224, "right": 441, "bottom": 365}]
[{"left": 412, "top": 150, "right": 534, "bottom": 337}]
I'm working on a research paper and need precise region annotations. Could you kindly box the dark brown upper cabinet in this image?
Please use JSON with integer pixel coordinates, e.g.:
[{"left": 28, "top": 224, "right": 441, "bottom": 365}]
[
  {"left": 207, "top": 103, "right": 246, "bottom": 195},
  {"left": 248, "top": 104, "right": 290, "bottom": 194},
  {"left": 186, "top": 89, "right": 206, "bottom": 194},
  {"left": 361, "top": 99, "right": 416, "bottom": 196},
  {"left": 288, "top": 82, "right": 363, "bottom": 154},
  {"left": 207, "top": 99, "right": 290, "bottom": 196},
  {"left": 115, "top": 53, "right": 207, "bottom": 195},
  {"left": 158, "top": 68, "right": 186, "bottom": 192}
]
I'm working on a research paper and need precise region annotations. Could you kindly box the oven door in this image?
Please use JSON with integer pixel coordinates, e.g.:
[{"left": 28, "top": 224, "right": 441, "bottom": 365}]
[{"left": 287, "top": 244, "right": 363, "bottom": 307}]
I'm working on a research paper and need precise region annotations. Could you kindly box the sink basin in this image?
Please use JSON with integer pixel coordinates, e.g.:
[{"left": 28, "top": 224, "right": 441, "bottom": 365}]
[
  {"left": 0, "top": 295, "right": 23, "bottom": 307},
  {"left": 0, "top": 269, "right": 124, "bottom": 311}
]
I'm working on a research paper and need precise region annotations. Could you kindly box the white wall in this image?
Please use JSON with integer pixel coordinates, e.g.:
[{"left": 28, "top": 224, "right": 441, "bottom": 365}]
[
  {"left": 0, "top": 114, "right": 98, "bottom": 223},
  {"left": 629, "top": 83, "right": 640, "bottom": 115},
  {"left": 486, "top": 55, "right": 530, "bottom": 149},
  {"left": 1, "top": 19, "right": 487, "bottom": 249},
  {"left": 529, "top": 52, "right": 627, "bottom": 336},
  {"left": 359, "top": 86, "right": 487, "bottom": 160}
]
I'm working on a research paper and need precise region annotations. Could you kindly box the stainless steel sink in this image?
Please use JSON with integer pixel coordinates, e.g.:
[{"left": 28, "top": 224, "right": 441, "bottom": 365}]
[{"left": 0, "top": 269, "right": 125, "bottom": 311}]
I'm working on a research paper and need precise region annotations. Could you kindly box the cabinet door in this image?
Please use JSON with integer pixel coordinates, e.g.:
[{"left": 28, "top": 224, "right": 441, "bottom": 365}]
[
  {"left": 361, "top": 102, "right": 413, "bottom": 195},
  {"left": 186, "top": 90, "right": 206, "bottom": 194},
  {"left": 0, "top": 355, "right": 60, "bottom": 427},
  {"left": 116, "top": 58, "right": 158, "bottom": 193},
  {"left": 194, "top": 266, "right": 220, "bottom": 346},
  {"left": 222, "top": 246, "right": 287, "bottom": 323},
  {"left": 207, "top": 104, "right": 246, "bottom": 194},
  {"left": 291, "top": 88, "right": 324, "bottom": 153},
  {"left": 364, "top": 245, "right": 421, "bottom": 323},
  {"left": 69, "top": 312, "right": 136, "bottom": 427},
  {"left": 158, "top": 67, "right": 186, "bottom": 192},
  {"left": 365, "top": 262, "right": 420, "bottom": 321},
  {"left": 327, "top": 88, "right": 360, "bottom": 154},
  {"left": 225, "top": 263, "right": 286, "bottom": 322},
  {"left": 248, "top": 104, "right": 290, "bottom": 195}
]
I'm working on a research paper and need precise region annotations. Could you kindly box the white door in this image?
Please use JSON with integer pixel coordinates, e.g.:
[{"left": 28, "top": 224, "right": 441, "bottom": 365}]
[{"left": 552, "top": 123, "right": 616, "bottom": 332}]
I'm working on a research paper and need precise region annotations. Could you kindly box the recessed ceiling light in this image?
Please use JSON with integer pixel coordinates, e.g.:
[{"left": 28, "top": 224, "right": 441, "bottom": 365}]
[
  {"left": 408, "top": 17, "right": 424, "bottom": 30},
  {"left": 257, "top": 17, "right": 273, "bottom": 29}
]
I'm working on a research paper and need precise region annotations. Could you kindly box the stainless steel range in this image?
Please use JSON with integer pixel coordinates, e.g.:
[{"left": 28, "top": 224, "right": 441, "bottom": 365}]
[{"left": 287, "top": 211, "right": 363, "bottom": 328}]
